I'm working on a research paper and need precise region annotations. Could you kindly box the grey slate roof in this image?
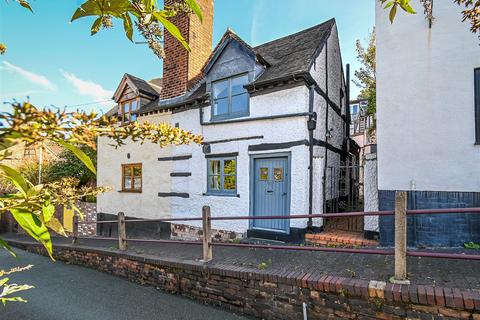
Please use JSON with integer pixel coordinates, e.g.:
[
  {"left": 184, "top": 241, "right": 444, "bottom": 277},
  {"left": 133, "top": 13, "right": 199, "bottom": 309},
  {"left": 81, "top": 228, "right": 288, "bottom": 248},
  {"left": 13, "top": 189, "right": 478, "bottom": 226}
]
[
  {"left": 253, "top": 18, "right": 335, "bottom": 84},
  {"left": 125, "top": 73, "right": 160, "bottom": 97},
  {"left": 139, "top": 82, "right": 207, "bottom": 115},
  {"left": 111, "top": 19, "right": 335, "bottom": 115}
]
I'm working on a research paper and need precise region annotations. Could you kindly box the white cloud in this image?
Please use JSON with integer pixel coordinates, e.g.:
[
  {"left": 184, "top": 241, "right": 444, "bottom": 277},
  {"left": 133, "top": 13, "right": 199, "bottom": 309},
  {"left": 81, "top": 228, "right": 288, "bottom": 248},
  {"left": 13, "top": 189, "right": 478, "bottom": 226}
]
[
  {"left": 2, "top": 61, "right": 56, "bottom": 90},
  {"left": 1, "top": 90, "right": 43, "bottom": 99},
  {"left": 250, "top": 1, "right": 265, "bottom": 45},
  {"left": 60, "top": 69, "right": 114, "bottom": 103}
]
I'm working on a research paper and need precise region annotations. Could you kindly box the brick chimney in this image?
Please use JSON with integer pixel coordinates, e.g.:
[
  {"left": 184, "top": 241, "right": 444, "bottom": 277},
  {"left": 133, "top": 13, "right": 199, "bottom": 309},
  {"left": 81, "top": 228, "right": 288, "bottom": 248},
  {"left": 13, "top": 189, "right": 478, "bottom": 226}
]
[{"left": 160, "top": 0, "right": 214, "bottom": 100}]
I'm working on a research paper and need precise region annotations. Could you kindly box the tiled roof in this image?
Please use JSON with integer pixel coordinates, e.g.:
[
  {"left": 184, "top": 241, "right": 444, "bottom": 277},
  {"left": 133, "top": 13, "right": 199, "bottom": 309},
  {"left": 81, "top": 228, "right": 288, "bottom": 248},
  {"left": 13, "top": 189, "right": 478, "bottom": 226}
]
[
  {"left": 253, "top": 18, "right": 335, "bottom": 84},
  {"left": 125, "top": 73, "right": 160, "bottom": 97},
  {"left": 139, "top": 82, "right": 207, "bottom": 115}
]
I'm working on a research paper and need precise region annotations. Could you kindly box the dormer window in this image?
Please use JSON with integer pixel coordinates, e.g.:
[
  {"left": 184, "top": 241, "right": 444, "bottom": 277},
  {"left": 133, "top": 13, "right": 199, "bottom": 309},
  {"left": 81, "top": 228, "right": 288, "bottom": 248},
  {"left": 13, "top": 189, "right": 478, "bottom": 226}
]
[
  {"left": 120, "top": 98, "right": 139, "bottom": 123},
  {"left": 212, "top": 74, "right": 249, "bottom": 120}
]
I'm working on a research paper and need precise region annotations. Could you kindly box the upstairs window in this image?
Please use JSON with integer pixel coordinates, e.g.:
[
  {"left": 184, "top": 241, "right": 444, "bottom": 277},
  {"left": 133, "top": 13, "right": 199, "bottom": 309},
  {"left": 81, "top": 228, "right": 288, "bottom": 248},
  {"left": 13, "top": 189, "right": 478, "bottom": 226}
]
[
  {"left": 212, "top": 74, "right": 249, "bottom": 120},
  {"left": 122, "top": 163, "right": 142, "bottom": 192},
  {"left": 120, "top": 99, "right": 139, "bottom": 123},
  {"left": 207, "top": 157, "right": 237, "bottom": 195},
  {"left": 475, "top": 68, "right": 480, "bottom": 144}
]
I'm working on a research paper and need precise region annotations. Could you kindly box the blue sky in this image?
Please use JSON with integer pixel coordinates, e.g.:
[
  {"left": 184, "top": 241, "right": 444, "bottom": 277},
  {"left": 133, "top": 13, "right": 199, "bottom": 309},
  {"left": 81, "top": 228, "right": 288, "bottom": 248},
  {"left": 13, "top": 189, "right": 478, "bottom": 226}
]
[{"left": 0, "top": 0, "right": 374, "bottom": 113}]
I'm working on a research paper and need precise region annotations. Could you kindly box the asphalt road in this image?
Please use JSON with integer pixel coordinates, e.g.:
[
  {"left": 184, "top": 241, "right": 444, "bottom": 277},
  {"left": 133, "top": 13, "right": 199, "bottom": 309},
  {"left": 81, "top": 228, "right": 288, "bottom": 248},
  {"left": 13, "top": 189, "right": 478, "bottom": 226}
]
[{"left": 0, "top": 249, "right": 250, "bottom": 320}]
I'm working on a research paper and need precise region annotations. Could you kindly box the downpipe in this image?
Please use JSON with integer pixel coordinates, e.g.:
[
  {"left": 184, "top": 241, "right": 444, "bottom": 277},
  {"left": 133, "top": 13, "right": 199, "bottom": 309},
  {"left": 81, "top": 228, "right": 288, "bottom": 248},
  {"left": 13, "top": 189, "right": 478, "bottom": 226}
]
[{"left": 307, "top": 85, "right": 316, "bottom": 230}]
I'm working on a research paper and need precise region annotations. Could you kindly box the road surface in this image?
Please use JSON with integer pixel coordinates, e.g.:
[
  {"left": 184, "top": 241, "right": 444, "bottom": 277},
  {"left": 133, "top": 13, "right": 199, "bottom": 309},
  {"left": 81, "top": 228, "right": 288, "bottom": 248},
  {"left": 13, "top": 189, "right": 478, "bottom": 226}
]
[{"left": 0, "top": 249, "right": 250, "bottom": 320}]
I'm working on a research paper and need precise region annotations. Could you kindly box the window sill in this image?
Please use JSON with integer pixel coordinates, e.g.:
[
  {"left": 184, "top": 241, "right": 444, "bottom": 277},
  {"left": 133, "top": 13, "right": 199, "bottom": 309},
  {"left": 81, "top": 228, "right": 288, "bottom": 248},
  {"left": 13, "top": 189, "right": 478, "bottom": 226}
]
[
  {"left": 203, "top": 192, "right": 240, "bottom": 198},
  {"left": 118, "top": 190, "right": 142, "bottom": 193},
  {"left": 210, "top": 112, "right": 250, "bottom": 123},
  {"left": 475, "top": 142, "right": 480, "bottom": 146}
]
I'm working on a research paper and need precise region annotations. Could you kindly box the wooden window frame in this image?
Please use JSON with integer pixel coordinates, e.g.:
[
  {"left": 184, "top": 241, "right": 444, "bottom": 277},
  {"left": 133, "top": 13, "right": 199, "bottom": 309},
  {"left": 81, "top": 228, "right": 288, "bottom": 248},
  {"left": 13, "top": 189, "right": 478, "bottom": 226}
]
[
  {"left": 211, "top": 74, "right": 250, "bottom": 121},
  {"left": 120, "top": 98, "right": 140, "bottom": 124},
  {"left": 475, "top": 67, "right": 480, "bottom": 145},
  {"left": 206, "top": 157, "right": 237, "bottom": 195},
  {"left": 121, "top": 163, "right": 142, "bottom": 193}
]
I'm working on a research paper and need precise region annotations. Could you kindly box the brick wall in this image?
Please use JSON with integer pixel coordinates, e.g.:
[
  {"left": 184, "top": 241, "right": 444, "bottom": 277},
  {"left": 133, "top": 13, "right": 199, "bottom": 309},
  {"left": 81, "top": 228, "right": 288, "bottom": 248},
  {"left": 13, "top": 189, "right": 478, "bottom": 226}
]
[
  {"left": 76, "top": 202, "right": 97, "bottom": 236},
  {"left": 12, "top": 241, "right": 480, "bottom": 320},
  {"left": 160, "top": 0, "right": 213, "bottom": 99},
  {"left": 171, "top": 223, "right": 243, "bottom": 242}
]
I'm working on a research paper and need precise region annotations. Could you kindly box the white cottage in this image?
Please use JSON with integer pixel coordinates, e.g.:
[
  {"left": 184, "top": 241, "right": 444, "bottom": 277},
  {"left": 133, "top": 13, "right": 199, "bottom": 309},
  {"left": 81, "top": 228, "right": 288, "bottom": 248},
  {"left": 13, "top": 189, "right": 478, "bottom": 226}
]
[
  {"left": 97, "top": 0, "right": 357, "bottom": 242},
  {"left": 366, "top": 0, "right": 480, "bottom": 246}
]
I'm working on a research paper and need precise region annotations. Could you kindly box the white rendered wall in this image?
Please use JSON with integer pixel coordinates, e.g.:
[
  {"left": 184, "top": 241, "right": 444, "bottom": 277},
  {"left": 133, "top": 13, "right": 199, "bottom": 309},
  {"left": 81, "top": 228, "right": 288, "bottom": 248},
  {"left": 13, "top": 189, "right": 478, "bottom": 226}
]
[
  {"left": 97, "top": 113, "right": 174, "bottom": 219},
  {"left": 310, "top": 23, "right": 346, "bottom": 202},
  {"left": 97, "top": 86, "right": 313, "bottom": 232},
  {"left": 363, "top": 153, "right": 379, "bottom": 232},
  {"left": 170, "top": 86, "right": 311, "bottom": 232},
  {"left": 96, "top": 25, "right": 348, "bottom": 234},
  {"left": 376, "top": 0, "right": 480, "bottom": 192}
]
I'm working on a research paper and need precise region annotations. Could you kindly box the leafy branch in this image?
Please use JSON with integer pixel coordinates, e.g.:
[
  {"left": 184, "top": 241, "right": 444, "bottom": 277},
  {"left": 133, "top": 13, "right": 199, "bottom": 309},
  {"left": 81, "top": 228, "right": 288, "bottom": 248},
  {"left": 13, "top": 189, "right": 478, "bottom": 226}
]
[
  {"left": 1, "top": 0, "right": 202, "bottom": 58},
  {"left": 0, "top": 102, "right": 202, "bottom": 259},
  {"left": 379, "top": 0, "right": 479, "bottom": 37},
  {"left": 0, "top": 265, "right": 35, "bottom": 305}
]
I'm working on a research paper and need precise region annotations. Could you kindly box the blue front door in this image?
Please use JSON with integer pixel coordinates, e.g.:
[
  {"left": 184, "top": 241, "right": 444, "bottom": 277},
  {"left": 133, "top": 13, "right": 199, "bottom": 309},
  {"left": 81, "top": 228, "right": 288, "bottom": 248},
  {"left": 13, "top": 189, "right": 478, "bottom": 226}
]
[{"left": 252, "top": 157, "right": 289, "bottom": 233}]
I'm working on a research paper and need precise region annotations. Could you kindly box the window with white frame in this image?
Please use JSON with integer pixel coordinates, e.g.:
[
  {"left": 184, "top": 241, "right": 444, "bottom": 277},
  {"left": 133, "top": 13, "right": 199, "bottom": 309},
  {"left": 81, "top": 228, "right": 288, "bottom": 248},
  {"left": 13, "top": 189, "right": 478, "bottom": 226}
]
[
  {"left": 212, "top": 74, "right": 249, "bottom": 120},
  {"left": 206, "top": 157, "right": 237, "bottom": 194}
]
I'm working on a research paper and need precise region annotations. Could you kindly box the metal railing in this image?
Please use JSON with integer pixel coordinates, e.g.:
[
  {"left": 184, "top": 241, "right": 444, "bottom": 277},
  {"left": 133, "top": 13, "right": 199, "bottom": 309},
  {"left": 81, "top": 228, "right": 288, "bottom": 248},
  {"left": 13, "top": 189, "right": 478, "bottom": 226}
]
[{"left": 71, "top": 191, "right": 480, "bottom": 283}]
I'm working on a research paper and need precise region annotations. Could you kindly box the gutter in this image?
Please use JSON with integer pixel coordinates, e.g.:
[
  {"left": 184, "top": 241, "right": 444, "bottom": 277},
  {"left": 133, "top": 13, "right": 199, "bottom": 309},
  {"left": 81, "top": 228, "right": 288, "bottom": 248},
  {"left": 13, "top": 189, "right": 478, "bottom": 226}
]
[{"left": 245, "top": 71, "right": 316, "bottom": 92}]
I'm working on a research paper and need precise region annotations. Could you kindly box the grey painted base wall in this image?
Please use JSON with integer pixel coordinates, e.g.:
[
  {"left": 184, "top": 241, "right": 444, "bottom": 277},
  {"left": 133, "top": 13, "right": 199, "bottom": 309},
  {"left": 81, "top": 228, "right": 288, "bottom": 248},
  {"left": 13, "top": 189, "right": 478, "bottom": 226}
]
[
  {"left": 97, "top": 213, "right": 172, "bottom": 239},
  {"left": 98, "top": 213, "right": 313, "bottom": 243},
  {"left": 378, "top": 190, "right": 480, "bottom": 247}
]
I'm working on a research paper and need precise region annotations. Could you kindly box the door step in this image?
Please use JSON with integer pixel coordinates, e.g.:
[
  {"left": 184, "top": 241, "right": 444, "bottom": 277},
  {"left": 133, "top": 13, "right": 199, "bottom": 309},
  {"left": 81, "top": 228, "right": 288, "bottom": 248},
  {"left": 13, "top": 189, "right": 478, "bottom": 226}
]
[{"left": 305, "top": 231, "right": 378, "bottom": 248}]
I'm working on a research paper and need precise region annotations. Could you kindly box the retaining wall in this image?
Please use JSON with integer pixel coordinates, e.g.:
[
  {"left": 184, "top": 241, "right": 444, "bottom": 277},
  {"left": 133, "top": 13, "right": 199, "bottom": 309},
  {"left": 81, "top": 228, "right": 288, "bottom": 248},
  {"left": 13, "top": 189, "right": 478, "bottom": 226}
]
[{"left": 8, "top": 240, "right": 480, "bottom": 320}]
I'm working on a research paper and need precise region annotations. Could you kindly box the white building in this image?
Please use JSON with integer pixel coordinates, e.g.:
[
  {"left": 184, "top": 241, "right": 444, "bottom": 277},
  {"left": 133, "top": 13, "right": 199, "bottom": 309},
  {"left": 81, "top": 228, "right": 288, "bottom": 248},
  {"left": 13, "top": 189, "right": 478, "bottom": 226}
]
[
  {"left": 370, "top": 0, "right": 480, "bottom": 246},
  {"left": 97, "top": 0, "right": 357, "bottom": 242}
]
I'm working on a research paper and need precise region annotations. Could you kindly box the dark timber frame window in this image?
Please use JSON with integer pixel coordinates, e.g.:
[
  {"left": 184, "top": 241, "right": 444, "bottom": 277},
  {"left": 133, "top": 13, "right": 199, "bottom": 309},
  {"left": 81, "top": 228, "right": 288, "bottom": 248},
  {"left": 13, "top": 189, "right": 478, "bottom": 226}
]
[
  {"left": 212, "top": 74, "right": 249, "bottom": 120},
  {"left": 119, "top": 98, "right": 139, "bottom": 124},
  {"left": 475, "top": 68, "right": 480, "bottom": 145},
  {"left": 206, "top": 157, "right": 237, "bottom": 195},
  {"left": 122, "top": 163, "right": 142, "bottom": 192}
]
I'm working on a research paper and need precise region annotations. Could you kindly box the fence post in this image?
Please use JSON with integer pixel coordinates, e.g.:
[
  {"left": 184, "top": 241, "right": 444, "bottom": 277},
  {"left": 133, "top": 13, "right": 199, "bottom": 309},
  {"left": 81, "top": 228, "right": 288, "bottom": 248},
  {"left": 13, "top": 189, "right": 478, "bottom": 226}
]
[
  {"left": 118, "top": 212, "right": 127, "bottom": 250},
  {"left": 394, "top": 191, "right": 409, "bottom": 284},
  {"left": 202, "top": 206, "right": 213, "bottom": 262},
  {"left": 72, "top": 215, "right": 79, "bottom": 245}
]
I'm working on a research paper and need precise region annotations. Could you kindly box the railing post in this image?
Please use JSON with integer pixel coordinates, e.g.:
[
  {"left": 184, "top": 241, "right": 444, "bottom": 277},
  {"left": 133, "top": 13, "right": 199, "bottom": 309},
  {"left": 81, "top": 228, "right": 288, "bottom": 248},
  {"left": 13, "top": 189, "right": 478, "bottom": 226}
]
[
  {"left": 201, "top": 206, "right": 213, "bottom": 262},
  {"left": 394, "top": 191, "right": 409, "bottom": 284},
  {"left": 118, "top": 212, "right": 127, "bottom": 250},
  {"left": 72, "top": 215, "right": 79, "bottom": 245}
]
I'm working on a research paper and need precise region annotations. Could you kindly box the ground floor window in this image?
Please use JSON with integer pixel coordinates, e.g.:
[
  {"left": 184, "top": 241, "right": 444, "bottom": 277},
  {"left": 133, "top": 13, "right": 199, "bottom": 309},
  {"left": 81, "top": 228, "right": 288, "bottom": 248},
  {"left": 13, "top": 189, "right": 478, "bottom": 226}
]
[
  {"left": 122, "top": 163, "right": 142, "bottom": 192},
  {"left": 207, "top": 157, "right": 237, "bottom": 194}
]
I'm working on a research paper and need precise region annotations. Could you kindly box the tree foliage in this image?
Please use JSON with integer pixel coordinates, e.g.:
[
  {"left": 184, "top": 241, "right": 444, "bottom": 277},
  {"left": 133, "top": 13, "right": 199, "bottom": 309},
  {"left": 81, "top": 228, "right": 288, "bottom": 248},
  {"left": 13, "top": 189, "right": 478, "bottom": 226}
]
[
  {"left": 1, "top": 0, "right": 202, "bottom": 58},
  {"left": 354, "top": 29, "right": 377, "bottom": 136},
  {"left": 0, "top": 265, "right": 34, "bottom": 305},
  {"left": 0, "top": 0, "right": 205, "bottom": 305},
  {"left": 0, "top": 102, "right": 202, "bottom": 261},
  {"left": 49, "top": 146, "right": 97, "bottom": 188},
  {"left": 353, "top": 29, "right": 376, "bottom": 100},
  {"left": 379, "top": 0, "right": 479, "bottom": 38}
]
